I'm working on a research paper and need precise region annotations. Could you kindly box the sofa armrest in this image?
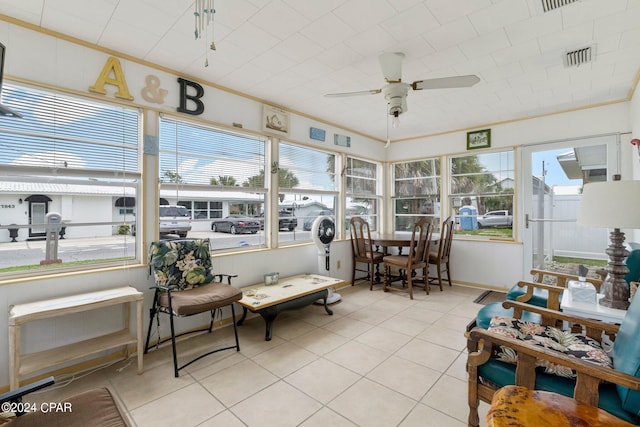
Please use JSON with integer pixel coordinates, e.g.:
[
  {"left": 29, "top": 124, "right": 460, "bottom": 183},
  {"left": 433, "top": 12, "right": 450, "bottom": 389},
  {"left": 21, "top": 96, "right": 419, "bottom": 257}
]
[
  {"left": 501, "top": 300, "right": 620, "bottom": 340},
  {"left": 513, "top": 280, "right": 566, "bottom": 310},
  {"left": 530, "top": 269, "right": 603, "bottom": 291},
  {"left": 468, "top": 327, "right": 640, "bottom": 407}
]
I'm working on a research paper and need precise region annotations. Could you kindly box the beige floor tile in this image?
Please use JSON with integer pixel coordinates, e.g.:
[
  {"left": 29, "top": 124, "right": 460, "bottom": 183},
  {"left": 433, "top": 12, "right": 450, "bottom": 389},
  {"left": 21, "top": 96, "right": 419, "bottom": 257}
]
[
  {"left": 298, "top": 407, "right": 358, "bottom": 427},
  {"left": 416, "top": 324, "right": 468, "bottom": 351},
  {"left": 322, "top": 316, "right": 374, "bottom": 339},
  {"left": 324, "top": 340, "right": 390, "bottom": 375},
  {"left": 354, "top": 325, "right": 413, "bottom": 353},
  {"left": 290, "top": 327, "right": 350, "bottom": 355},
  {"left": 368, "top": 294, "right": 419, "bottom": 314},
  {"left": 445, "top": 352, "right": 469, "bottom": 382},
  {"left": 366, "top": 355, "right": 442, "bottom": 399},
  {"left": 230, "top": 381, "right": 322, "bottom": 427},
  {"left": 293, "top": 304, "right": 345, "bottom": 326},
  {"left": 186, "top": 351, "right": 248, "bottom": 380},
  {"left": 130, "top": 382, "right": 224, "bottom": 427},
  {"left": 398, "top": 305, "right": 446, "bottom": 324},
  {"left": 199, "top": 359, "right": 278, "bottom": 407},
  {"left": 421, "top": 374, "right": 469, "bottom": 423},
  {"left": 381, "top": 313, "right": 429, "bottom": 336},
  {"left": 395, "top": 338, "right": 460, "bottom": 373},
  {"left": 328, "top": 378, "right": 417, "bottom": 427},
  {"left": 347, "top": 306, "right": 396, "bottom": 325},
  {"left": 399, "top": 403, "right": 466, "bottom": 427},
  {"left": 270, "top": 316, "right": 318, "bottom": 340},
  {"left": 108, "top": 362, "right": 195, "bottom": 409},
  {"left": 285, "top": 358, "right": 361, "bottom": 403},
  {"left": 251, "top": 342, "right": 318, "bottom": 377},
  {"left": 432, "top": 313, "right": 476, "bottom": 333},
  {"left": 198, "top": 409, "right": 247, "bottom": 427}
]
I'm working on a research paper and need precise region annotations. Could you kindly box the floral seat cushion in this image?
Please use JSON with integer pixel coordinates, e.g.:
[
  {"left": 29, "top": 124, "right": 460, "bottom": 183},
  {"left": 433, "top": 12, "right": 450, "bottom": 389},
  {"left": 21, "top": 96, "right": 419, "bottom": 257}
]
[{"left": 488, "top": 316, "right": 613, "bottom": 378}]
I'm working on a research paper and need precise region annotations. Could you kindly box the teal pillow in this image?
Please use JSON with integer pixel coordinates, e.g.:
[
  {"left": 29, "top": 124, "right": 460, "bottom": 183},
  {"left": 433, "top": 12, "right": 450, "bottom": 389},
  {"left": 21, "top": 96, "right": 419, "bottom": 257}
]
[
  {"left": 625, "top": 249, "right": 640, "bottom": 284},
  {"left": 613, "top": 289, "right": 640, "bottom": 415}
]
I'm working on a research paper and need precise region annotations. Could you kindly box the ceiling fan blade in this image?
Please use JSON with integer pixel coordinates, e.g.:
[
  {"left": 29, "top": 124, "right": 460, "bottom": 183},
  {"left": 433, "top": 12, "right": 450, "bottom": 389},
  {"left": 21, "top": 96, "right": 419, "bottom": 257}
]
[
  {"left": 412, "top": 75, "right": 480, "bottom": 90},
  {"left": 379, "top": 52, "right": 405, "bottom": 82},
  {"left": 324, "top": 89, "right": 381, "bottom": 98}
]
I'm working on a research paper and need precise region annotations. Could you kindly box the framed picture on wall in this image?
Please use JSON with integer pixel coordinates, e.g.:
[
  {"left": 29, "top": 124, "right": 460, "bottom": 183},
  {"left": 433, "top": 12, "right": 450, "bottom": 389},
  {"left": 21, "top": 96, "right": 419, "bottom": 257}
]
[
  {"left": 467, "top": 129, "right": 491, "bottom": 150},
  {"left": 262, "top": 105, "right": 290, "bottom": 137}
]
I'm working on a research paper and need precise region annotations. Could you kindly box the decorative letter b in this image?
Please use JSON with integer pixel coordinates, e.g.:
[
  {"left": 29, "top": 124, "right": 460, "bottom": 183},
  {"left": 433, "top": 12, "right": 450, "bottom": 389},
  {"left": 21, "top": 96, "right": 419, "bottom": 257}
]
[{"left": 177, "top": 77, "right": 205, "bottom": 115}]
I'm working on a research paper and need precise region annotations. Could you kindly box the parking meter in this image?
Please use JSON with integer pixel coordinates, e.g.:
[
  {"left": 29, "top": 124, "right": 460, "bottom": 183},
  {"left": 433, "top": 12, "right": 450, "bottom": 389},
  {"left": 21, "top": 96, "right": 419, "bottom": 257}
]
[{"left": 43, "top": 212, "right": 62, "bottom": 264}]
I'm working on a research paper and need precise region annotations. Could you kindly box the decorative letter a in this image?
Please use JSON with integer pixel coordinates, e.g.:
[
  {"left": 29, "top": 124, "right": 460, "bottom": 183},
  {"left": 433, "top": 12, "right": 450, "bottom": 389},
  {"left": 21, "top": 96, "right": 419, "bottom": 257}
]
[{"left": 89, "top": 56, "right": 134, "bottom": 101}]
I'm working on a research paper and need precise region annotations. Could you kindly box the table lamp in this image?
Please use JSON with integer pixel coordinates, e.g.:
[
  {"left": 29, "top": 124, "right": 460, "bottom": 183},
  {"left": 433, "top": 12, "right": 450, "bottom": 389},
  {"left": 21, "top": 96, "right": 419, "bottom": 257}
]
[{"left": 577, "top": 176, "right": 640, "bottom": 309}]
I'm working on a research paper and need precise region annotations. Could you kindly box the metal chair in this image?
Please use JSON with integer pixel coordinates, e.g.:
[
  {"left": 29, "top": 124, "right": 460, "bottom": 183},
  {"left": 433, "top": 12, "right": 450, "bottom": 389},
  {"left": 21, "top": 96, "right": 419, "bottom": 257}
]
[
  {"left": 350, "top": 216, "right": 385, "bottom": 289},
  {"left": 383, "top": 217, "right": 433, "bottom": 299},
  {"left": 429, "top": 215, "right": 454, "bottom": 290},
  {"left": 144, "top": 239, "right": 242, "bottom": 377}
]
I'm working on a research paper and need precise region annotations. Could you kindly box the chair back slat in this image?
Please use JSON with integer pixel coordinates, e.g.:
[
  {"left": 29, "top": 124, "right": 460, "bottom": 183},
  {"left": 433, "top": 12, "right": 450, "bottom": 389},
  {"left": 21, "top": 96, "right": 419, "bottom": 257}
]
[
  {"left": 438, "top": 216, "right": 455, "bottom": 260},
  {"left": 350, "top": 217, "right": 373, "bottom": 258},
  {"left": 149, "top": 239, "right": 214, "bottom": 290},
  {"left": 408, "top": 217, "right": 432, "bottom": 267}
]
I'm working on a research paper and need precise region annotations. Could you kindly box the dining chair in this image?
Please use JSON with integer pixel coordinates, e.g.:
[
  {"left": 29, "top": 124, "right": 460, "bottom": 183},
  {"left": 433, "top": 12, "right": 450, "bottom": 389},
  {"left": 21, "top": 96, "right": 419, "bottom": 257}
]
[
  {"left": 382, "top": 217, "right": 433, "bottom": 299},
  {"left": 429, "top": 215, "right": 454, "bottom": 290},
  {"left": 350, "top": 216, "right": 385, "bottom": 290},
  {"left": 145, "top": 238, "right": 242, "bottom": 377}
]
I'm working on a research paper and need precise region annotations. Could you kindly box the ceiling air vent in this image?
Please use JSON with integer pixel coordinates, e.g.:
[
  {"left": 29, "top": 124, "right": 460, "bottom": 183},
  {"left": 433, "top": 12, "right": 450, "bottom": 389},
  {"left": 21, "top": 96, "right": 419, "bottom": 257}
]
[
  {"left": 563, "top": 45, "right": 595, "bottom": 67},
  {"left": 541, "top": 0, "right": 579, "bottom": 12}
]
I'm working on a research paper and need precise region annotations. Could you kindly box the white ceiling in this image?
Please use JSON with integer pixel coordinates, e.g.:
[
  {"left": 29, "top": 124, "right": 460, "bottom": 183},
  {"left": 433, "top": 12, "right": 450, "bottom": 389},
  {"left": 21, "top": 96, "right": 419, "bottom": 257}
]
[{"left": 2, "top": 0, "right": 640, "bottom": 141}]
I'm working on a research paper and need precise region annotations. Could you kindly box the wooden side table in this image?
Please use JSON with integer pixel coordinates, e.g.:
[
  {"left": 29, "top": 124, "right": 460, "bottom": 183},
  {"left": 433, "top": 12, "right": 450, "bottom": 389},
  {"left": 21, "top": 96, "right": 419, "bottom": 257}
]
[
  {"left": 8, "top": 286, "right": 144, "bottom": 390},
  {"left": 487, "top": 386, "right": 634, "bottom": 427}
]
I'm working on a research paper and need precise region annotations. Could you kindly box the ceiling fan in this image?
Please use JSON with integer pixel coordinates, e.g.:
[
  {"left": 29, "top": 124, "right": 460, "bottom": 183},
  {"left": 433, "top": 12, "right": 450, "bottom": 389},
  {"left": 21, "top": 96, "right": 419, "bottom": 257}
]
[{"left": 325, "top": 52, "right": 480, "bottom": 121}]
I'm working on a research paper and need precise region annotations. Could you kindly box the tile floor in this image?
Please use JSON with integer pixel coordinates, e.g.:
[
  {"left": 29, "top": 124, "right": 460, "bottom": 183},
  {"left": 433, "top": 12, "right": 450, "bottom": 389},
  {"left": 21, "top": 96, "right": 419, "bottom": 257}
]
[{"left": 29, "top": 281, "right": 491, "bottom": 427}]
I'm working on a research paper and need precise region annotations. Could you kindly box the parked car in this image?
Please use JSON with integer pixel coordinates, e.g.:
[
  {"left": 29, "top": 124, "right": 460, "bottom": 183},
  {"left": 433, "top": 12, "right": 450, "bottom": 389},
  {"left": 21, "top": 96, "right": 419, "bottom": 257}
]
[
  {"left": 159, "top": 205, "right": 192, "bottom": 237},
  {"left": 255, "top": 211, "right": 298, "bottom": 231},
  {"left": 477, "top": 210, "right": 513, "bottom": 228},
  {"left": 211, "top": 215, "right": 260, "bottom": 234},
  {"left": 303, "top": 209, "right": 334, "bottom": 231},
  {"left": 278, "top": 211, "right": 298, "bottom": 231},
  {"left": 131, "top": 205, "right": 192, "bottom": 237}
]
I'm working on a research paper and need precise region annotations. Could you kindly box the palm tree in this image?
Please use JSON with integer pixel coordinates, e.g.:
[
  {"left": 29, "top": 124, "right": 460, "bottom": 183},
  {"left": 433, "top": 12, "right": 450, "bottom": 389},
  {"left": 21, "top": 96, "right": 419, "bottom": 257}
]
[{"left": 210, "top": 175, "right": 237, "bottom": 186}]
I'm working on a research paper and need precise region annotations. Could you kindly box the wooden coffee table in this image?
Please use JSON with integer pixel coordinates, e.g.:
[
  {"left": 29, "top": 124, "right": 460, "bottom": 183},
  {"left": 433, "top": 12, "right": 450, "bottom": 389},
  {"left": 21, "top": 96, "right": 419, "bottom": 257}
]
[
  {"left": 236, "top": 274, "right": 344, "bottom": 341},
  {"left": 487, "top": 385, "right": 635, "bottom": 426}
]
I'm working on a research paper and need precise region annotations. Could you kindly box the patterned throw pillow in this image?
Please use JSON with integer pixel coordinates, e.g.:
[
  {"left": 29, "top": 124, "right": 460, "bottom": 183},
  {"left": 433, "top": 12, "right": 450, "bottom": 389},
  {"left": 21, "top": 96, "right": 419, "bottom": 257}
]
[
  {"left": 488, "top": 316, "right": 612, "bottom": 378},
  {"left": 149, "top": 239, "right": 215, "bottom": 291}
]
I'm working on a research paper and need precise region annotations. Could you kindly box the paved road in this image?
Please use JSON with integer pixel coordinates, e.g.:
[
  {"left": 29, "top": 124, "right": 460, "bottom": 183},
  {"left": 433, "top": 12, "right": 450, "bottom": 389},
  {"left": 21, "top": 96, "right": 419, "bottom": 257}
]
[{"left": 0, "top": 230, "right": 313, "bottom": 270}]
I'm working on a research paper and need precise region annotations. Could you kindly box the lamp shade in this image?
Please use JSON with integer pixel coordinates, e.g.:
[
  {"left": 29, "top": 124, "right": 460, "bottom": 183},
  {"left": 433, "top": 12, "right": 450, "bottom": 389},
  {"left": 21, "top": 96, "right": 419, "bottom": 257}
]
[{"left": 577, "top": 180, "right": 640, "bottom": 228}]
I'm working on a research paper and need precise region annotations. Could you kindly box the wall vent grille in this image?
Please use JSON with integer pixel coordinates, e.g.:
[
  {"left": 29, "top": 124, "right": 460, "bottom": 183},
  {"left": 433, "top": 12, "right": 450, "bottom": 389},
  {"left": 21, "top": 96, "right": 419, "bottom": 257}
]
[
  {"left": 564, "top": 46, "right": 595, "bottom": 67},
  {"left": 541, "top": 0, "right": 579, "bottom": 12}
]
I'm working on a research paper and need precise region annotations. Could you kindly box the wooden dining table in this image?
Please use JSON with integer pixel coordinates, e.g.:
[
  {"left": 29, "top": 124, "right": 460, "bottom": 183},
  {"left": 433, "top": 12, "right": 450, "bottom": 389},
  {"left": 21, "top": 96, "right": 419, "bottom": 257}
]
[{"left": 368, "top": 232, "right": 440, "bottom": 255}]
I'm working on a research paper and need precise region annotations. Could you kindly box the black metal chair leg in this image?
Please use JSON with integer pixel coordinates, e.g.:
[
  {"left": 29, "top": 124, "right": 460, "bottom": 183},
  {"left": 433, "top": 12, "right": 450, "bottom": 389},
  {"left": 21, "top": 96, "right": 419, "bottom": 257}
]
[
  {"left": 144, "top": 291, "right": 159, "bottom": 354},
  {"left": 231, "top": 304, "right": 240, "bottom": 351},
  {"left": 169, "top": 313, "right": 179, "bottom": 377}
]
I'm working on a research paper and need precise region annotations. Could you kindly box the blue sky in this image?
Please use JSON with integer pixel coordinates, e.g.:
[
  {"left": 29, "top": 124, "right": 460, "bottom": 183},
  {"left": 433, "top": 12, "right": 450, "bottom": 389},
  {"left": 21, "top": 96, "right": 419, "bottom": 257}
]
[{"left": 532, "top": 148, "right": 582, "bottom": 187}]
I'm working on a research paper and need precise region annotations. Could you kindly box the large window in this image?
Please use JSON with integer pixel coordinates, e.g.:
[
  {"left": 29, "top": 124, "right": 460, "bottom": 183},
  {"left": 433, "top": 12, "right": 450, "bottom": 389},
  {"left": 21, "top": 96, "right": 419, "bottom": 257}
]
[
  {"left": 393, "top": 158, "right": 441, "bottom": 231},
  {"left": 0, "top": 84, "right": 140, "bottom": 274},
  {"left": 345, "top": 156, "right": 380, "bottom": 231},
  {"left": 159, "top": 117, "right": 266, "bottom": 251},
  {"left": 278, "top": 142, "right": 337, "bottom": 243},
  {"left": 449, "top": 150, "right": 514, "bottom": 239}
]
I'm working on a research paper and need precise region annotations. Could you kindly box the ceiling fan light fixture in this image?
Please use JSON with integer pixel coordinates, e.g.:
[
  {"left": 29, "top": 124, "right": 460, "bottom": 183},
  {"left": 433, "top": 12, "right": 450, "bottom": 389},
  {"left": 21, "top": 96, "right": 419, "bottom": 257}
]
[{"left": 391, "top": 110, "right": 400, "bottom": 128}]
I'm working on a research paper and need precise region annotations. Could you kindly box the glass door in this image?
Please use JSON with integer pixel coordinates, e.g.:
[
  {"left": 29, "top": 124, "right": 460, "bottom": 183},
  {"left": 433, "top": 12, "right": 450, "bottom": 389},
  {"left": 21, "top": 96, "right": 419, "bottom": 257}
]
[
  {"left": 29, "top": 202, "right": 47, "bottom": 237},
  {"left": 521, "top": 135, "right": 618, "bottom": 276}
]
